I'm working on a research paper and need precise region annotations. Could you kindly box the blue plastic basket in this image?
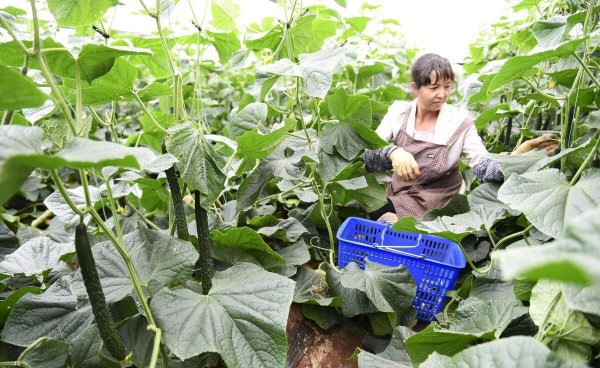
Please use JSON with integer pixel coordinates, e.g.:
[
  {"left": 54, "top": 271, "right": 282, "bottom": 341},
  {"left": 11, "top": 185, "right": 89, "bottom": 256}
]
[{"left": 336, "top": 217, "right": 466, "bottom": 321}]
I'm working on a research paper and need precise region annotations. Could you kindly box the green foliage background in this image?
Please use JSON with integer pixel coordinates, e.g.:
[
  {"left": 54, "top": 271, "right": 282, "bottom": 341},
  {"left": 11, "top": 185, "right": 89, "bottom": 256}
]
[{"left": 0, "top": 0, "right": 599, "bottom": 367}]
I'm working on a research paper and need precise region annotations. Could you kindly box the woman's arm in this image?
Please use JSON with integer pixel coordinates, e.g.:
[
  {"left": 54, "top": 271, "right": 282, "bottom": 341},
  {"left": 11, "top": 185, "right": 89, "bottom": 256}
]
[
  {"left": 473, "top": 156, "right": 504, "bottom": 183},
  {"left": 461, "top": 123, "right": 504, "bottom": 183},
  {"left": 364, "top": 145, "right": 399, "bottom": 172},
  {"left": 363, "top": 101, "right": 407, "bottom": 172}
]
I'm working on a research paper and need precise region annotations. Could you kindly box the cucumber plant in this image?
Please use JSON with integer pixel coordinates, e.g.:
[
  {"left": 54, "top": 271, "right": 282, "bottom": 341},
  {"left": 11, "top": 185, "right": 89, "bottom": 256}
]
[{"left": 0, "top": 0, "right": 598, "bottom": 367}]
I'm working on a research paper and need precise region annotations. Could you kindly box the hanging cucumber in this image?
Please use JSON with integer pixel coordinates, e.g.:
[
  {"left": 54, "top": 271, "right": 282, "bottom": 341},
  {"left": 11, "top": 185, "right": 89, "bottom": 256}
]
[
  {"left": 194, "top": 190, "right": 213, "bottom": 294},
  {"left": 75, "top": 222, "right": 127, "bottom": 361},
  {"left": 162, "top": 143, "right": 189, "bottom": 241}
]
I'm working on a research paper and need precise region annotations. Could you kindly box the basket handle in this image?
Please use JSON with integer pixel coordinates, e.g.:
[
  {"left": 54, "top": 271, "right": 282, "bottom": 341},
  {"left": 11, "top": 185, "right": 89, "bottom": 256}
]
[{"left": 376, "top": 223, "right": 423, "bottom": 249}]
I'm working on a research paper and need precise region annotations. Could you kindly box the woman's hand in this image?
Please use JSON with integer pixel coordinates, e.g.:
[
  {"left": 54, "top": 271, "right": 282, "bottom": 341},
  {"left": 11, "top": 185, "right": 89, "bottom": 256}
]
[
  {"left": 390, "top": 149, "right": 421, "bottom": 181},
  {"left": 513, "top": 133, "right": 560, "bottom": 156}
]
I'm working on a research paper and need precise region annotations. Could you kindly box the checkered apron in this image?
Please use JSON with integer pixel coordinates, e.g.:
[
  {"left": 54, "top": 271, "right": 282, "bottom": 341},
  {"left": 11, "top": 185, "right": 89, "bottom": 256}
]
[{"left": 385, "top": 104, "right": 473, "bottom": 219}]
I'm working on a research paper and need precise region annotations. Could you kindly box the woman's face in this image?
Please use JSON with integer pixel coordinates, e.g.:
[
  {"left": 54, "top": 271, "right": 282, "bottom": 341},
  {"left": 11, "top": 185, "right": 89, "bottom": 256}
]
[{"left": 411, "top": 71, "right": 452, "bottom": 112}]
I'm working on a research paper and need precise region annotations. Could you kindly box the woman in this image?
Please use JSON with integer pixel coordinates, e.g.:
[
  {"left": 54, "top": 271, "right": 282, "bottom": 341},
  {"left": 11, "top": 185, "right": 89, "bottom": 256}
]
[{"left": 365, "top": 53, "right": 557, "bottom": 222}]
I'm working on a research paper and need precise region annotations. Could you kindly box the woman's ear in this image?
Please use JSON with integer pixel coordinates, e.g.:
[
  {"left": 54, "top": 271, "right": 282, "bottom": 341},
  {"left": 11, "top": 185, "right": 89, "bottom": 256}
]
[{"left": 410, "top": 81, "right": 418, "bottom": 96}]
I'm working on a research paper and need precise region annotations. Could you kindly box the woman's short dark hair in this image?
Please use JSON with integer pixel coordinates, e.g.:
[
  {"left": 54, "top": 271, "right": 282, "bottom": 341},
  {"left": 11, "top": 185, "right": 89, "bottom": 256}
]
[{"left": 411, "top": 53, "right": 455, "bottom": 88}]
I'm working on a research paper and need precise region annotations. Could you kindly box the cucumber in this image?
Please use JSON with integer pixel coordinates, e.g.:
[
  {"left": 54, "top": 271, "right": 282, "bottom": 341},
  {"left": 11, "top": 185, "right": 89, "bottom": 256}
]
[
  {"left": 194, "top": 190, "right": 213, "bottom": 294},
  {"left": 162, "top": 143, "right": 189, "bottom": 241},
  {"left": 75, "top": 222, "right": 127, "bottom": 361}
]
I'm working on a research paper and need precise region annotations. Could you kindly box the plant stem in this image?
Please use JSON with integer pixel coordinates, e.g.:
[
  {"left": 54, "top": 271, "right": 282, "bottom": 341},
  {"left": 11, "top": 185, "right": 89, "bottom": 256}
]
[
  {"left": 50, "top": 170, "right": 84, "bottom": 217},
  {"left": 153, "top": 0, "right": 186, "bottom": 120},
  {"left": 295, "top": 77, "right": 313, "bottom": 150},
  {"left": 523, "top": 78, "right": 561, "bottom": 103},
  {"left": 132, "top": 91, "right": 168, "bottom": 133},
  {"left": 0, "top": 17, "right": 31, "bottom": 55},
  {"left": 75, "top": 64, "right": 84, "bottom": 135},
  {"left": 570, "top": 130, "right": 600, "bottom": 185},
  {"left": 31, "top": 209, "right": 53, "bottom": 228},
  {"left": 311, "top": 180, "right": 339, "bottom": 271},
  {"left": 0, "top": 362, "right": 24, "bottom": 367},
  {"left": 458, "top": 224, "right": 533, "bottom": 274},
  {"left": 138, "top": 0, "right": 156, "bottom": 17},
  {"left": 103, "top": 175, "right": 125, "bottom": 245},
  {"left": 129, "top": 205, "right": 161, "bottom": 231},
  {"left": 494, "top": 224, "right": 533, "bottom": 249},
  {"left": 148, "top": 325, "right": 164, "bottom": 368},
  {"left": 456, "top": 241, "right": 495, "bottom": 274},
  {"left": 485, "top": 228, "right": 497, "bottom": 248},
  {"left": 573, "top": 53, "right": 600, "bottom": 89},
  {"left": 29, "top": 0, "right": 78, "bottom": 136},
  {"left": 257, "top": 181, "right": 304, "bottom": 203},
  {"left": 194, "top": 191, "right": 214, "bottom": 294}
]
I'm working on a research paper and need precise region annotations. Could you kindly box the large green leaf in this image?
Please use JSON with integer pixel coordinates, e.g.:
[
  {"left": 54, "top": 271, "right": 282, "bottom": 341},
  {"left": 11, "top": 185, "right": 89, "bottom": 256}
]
[
  {"left": 1, "top": 276, "right": 94, "bottom": 346},
  {"left": 228, "top": 102, "right": 268, "bottom": 138},
  {"left": 1, "top": 42, "right": 151, "bottom": 83},
  {"left": 498, "top": 168, "right": 600, "bottom": 239},
  {"left": 211, "top": 0, "right": 239, "bottom": 31},
  {"left": 494, "top": 207, "right": 600, "bottom": 285},
  {"left": 244, "top": 24, "right": 283, "bottom": 51},
  {"left": 211, "top": 227, "right": 286, "bottom": 269},
  {"left": 0, "top": 237, "right": 71, "bottom": 277},
  {"left": 78, "top": 58, "right": 137, "bottom": 105},
  {"left": 0, "top": 39, "right": 73, "bottom": 78},
  {"left": 43, "top": 186, "right": 100, "bottom": 233},
  {"left": 392, "top": 216, "right": 469, "bottom": 245},
  {"left": 18, "top": 338, "right": 70, "bottom": 368},
  {"left": 562, "top": 284, "right": 600, "bottom": 316},
  {"left": 320, "top": 122, "right": 384, "bottom": 160},
  {"left": 117, "top": 315, "right": 155, "bottom": 368},
  {"left": 0, "top": 126, "right": 148, "bottom": 206},
  {"left": 236, "top": 134, "right": 311, "bottom": 210},
  {"left": 341, "top": 261, "right": 416, "bottom": 318},
  {"left": 448, "top": 297, "right": 528, "bottom": 339},
  {"left": 405, "top": 324, "right": 477, "bottom": 364},
  {"left": 474, "top": 101, "right": 522, "bottom": 130},
  {"left": 0, "top": 66, "right": 47, "bottom": 110},
  {"left": 69, "top": 325, "right": 107, "bottom": 368},
  {"left": 0, "top": 286, "right": 42, "bottom": 327},
  {"left": 71, "top": 225, "right": 197, "bottom": 303},
  {"left": 326, "top": 89, "right": 372, "bottom": 127},
  {"left": 420, "top": 336, "right": 584, "bottom": 368},
  {"left": 56, "top": 137, "right": 157, "bottom": 169},
  {"left": 357, "top": 327, "right": 414, "bottom": 368},
  {"left": 532, "top": 16, "right": 567, "bottom": 48},
  {"left": 482, "top": 37, "right": 586, "bottom": 97},
  {"left": 77, "top": 44, "right": 152, "bottom": 83},
  {"left": 46, "top": 0, "right": 118, "bottom": 27},
  {"left": 283, "top": 15, "right": 317, "bottom": 59},
  {"left": 483, "top": 151, "right": 547, "bottom": 177},
  {"left": 206, "top": 30, "right": 241, "bottom": 64},
  {"left": 530, "top": 280, "right": 600, "bottom": 361},
  {"left": 151, "top": 263, "right": 296, "bottom": 365},
  {"left": 330, "top": 162, "right": 388, "bottom": 212},
  {"left": 257, "top": 217, "right": 309, "bottom": 242},
  {"left": 293, "top": 266, "right": 341, "bottom": 306},
  {"left": 165, "top": 122, "right": 227, "bottom": 210},
  {"left": 419, "top": 182, "right": 518, "bottom": 234},
  {"left": 259, "top": 45, "right": 356, "bottom": 98},
  {"left": 326, "top": 266, "right": 377, "bottom": 318},
  {"left": 236, "top": 117, "right": 295, "bottom": 159}
]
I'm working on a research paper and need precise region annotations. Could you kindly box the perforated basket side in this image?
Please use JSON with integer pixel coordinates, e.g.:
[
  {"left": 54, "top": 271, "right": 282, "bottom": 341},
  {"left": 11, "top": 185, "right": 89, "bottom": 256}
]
[{"left": 412, "top": 262, "right": 461, "bottom": 320}]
